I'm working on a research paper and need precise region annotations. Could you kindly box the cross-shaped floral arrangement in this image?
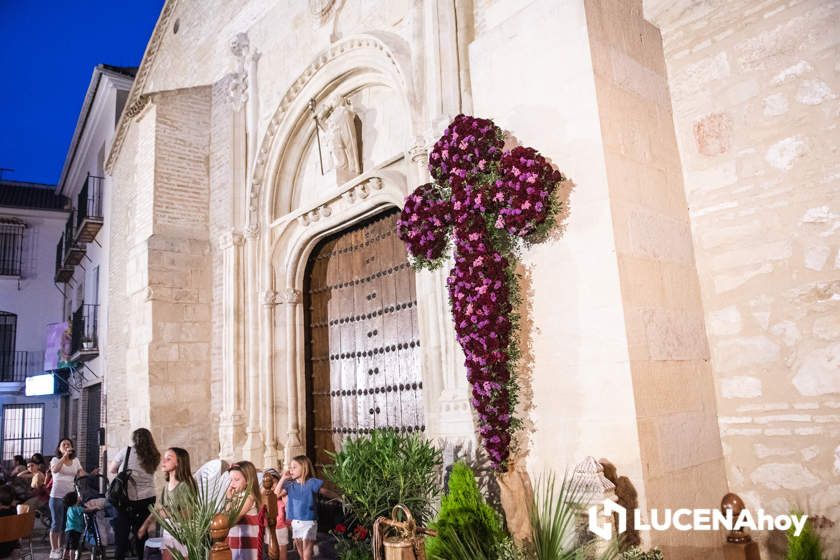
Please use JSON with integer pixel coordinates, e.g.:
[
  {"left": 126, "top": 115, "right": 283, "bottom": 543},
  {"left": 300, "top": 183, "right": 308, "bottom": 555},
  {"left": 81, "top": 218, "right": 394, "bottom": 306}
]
[{"left": 397, "top": 115, "right": 565, "bottom": 470}]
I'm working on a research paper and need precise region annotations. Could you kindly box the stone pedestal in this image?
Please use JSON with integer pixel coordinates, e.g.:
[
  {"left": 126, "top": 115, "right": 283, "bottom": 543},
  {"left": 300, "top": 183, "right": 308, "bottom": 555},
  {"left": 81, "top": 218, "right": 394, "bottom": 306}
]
[{"left": 723, "top": 541, "right": 760, "bottom": 560}]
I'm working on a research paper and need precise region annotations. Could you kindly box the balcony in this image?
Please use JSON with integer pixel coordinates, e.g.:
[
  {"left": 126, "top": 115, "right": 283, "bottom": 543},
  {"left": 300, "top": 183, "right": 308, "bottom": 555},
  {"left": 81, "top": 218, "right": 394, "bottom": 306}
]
[
  {"left": 62, "top": 211, "right": 85, "bottom": 267},
  {"left": 75, "top": 175, "right": 104, "bottom": 244},
  {"left": 0, "top": 351, "right": 43, "bottom": 391},
  {"left": 54, "top": 235, "right": 73, "bottom": 283},
  {"left": 70, "top": 304, "right": 99, "bottom": 362}
]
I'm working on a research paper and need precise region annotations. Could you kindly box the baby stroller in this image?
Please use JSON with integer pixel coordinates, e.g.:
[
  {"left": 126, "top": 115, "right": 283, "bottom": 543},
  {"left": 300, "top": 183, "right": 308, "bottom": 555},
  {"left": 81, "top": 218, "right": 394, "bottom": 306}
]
[{"left": 69, "top": 474, "right": 110, "bottom": 560}]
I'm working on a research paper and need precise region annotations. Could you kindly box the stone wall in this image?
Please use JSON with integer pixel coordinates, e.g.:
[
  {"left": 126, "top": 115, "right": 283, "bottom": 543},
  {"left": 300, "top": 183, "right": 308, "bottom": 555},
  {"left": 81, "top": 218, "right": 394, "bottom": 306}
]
[
  {"left": 585, "top": 1, "right": 727, "bottom": 556},
  {"left": 649, "top": 0, "right": 840, "bottom": 555},
  {"left": 107, "top": 86, "right": 216, "bottom": 464}
]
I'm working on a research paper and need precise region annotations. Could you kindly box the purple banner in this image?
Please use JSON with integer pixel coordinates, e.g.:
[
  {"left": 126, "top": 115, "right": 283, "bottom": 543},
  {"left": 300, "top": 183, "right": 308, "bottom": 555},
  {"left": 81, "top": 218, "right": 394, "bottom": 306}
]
[{"left": 44, "top": 322, "right": 71, "bottom": 370}]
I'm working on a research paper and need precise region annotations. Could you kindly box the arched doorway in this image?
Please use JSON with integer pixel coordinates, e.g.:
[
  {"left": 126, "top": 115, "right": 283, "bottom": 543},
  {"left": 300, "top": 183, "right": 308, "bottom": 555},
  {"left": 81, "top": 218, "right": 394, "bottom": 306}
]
[{"left": 303, "top": 207, "right": 424, "bottom": 473}]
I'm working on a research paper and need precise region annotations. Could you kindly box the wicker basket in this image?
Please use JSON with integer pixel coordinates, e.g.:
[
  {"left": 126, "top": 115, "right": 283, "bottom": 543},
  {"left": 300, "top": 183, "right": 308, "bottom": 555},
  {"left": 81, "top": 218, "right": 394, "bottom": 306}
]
[{"left": 372, "top": 505, "right": 435, "bottom": 560}]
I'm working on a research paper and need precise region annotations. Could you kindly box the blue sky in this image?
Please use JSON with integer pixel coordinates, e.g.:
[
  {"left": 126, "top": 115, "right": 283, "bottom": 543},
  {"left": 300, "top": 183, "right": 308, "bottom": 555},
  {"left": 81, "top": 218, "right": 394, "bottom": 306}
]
[{"left": 0, "top": 1, "right": 164, "bottom": 185}]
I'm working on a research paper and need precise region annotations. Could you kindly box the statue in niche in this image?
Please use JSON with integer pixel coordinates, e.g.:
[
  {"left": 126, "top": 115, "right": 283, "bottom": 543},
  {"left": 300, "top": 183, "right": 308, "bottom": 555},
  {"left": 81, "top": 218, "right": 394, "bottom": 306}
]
[{"left": 318, "top": 95, "right": 361, "bottom": 185}]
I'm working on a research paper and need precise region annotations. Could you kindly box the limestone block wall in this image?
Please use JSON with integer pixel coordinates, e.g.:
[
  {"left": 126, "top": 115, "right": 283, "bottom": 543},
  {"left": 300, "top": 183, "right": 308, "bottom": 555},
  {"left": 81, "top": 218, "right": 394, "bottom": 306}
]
[
  {"left": 107, "top": 86, "right": 215, "bottom": 464},
  {"left": 147, "top": 86, "right": 214, "bottom": 462},
  {"left": 650, "top": 0, "right": 840, "bottom": 554},
  {"left": 107, "top": 106, "right": 153, "bottom": 452},
  {"left": 585, "top": 1, "right": 727, "bottom": 556},
  {"left": 469, "top": 0, "right": 650, "bottom": 522}
]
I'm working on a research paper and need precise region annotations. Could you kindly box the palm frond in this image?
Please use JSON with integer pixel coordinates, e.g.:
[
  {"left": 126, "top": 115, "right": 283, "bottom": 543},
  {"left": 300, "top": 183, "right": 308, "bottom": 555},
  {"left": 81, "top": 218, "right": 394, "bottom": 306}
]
[{"left": 149, "top": 477, "right": 245, "bottom": 560}]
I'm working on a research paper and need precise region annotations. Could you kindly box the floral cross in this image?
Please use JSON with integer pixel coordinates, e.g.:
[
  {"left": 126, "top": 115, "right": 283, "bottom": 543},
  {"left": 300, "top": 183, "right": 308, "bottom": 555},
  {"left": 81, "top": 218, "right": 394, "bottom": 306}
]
[{"left": 397, "top": 115, "right": 564, "bottom": 470}]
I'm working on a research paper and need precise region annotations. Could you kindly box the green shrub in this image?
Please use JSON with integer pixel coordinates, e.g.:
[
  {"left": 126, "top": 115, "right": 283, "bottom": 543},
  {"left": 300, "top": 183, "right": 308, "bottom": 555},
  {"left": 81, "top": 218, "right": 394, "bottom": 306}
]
[
  {"left": 621, "top": 547, "right": 664, "bottom": 560},
  {"left": 786, "top": 512, "right": 822, "bottom": 560},
  {"left": 325, "top": 429, "right": 442, "bottom": 528},
  {"left": 426, "top": 461, "right": 506, "bottom": 560}
]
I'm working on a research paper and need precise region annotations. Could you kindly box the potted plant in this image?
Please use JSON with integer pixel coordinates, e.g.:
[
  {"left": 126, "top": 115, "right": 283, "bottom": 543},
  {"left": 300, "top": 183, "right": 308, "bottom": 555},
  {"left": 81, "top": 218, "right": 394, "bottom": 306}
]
[
  {"left": 149, "top": 476, "right": 244, "bottom": 560},
  {"left": 325, "top": 429, "right": 442, "bottom": 559}
]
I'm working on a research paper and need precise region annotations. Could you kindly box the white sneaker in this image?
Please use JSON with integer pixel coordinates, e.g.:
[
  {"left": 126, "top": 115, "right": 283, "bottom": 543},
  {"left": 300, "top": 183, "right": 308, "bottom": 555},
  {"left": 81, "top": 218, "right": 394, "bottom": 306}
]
[{"left": 49, "top": 552, "right": 60, "bottom": 559}]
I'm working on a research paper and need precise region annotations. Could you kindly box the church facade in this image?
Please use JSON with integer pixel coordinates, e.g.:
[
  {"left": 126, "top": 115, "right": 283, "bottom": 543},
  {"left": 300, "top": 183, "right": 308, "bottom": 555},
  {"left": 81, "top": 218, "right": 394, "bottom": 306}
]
[{"left": 102, "top": 1, "right": 839, "bottom": 557}]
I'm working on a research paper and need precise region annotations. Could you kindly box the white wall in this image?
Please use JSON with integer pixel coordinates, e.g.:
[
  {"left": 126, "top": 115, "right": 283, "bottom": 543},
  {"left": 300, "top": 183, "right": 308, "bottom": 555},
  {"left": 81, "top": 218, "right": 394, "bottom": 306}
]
[{"left": 0, "top": 208, "right": 69, "bottom": 357}]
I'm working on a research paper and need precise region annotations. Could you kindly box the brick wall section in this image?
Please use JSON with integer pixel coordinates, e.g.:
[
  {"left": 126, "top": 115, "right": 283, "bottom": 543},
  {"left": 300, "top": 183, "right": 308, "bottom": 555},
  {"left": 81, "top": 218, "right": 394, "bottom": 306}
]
[
  {"left": 585, "top": 2, "right": 727, "bottom": 557},
  {"left": 147, "top": 86, "right": 215, "bottom": 463},
  {"left": 654, "top": 0, "right": 840, "bottom": 555}
]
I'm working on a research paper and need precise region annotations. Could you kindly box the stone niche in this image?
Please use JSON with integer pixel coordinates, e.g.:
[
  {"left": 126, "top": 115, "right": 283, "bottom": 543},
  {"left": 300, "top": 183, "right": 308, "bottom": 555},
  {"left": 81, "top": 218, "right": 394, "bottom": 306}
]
[{"left": 290, "top": 83, "right": 409, "bottom": 213}]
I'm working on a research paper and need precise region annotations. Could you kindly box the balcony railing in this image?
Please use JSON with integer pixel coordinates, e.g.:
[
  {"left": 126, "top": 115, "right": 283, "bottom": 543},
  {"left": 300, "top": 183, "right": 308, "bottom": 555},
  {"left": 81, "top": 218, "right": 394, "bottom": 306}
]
[
  {"left": 0, "top": 351, "right": 43, "bottom": 383},
  {"left": 62, "top": 211, "right": 84, "bottom": 267},
  {"left": 75, "top": 175, "right": 104, "bottom": 243},
  {"left": 54, "top": 235, "right": 73, "bottom": 283},
  {"left": 71, "top": 304, "right": 99, "bottom": 361}
]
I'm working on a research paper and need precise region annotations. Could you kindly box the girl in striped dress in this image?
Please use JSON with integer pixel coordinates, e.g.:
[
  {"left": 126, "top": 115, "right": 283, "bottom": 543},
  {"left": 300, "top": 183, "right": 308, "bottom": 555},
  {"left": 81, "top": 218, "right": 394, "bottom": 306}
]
[{"left": 226, "top": 461, "right": 264, "bottom": 560}]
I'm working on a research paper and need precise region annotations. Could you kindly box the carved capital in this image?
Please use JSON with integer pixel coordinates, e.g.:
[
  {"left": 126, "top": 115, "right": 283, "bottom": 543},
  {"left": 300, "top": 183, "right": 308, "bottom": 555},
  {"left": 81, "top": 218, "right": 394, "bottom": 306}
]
[
  {"left": 278, "top": 289, "right": 301, "bottom": 305},
  {"left": 219, "top": 230, "right": 245, "bottom": 249},
  {"left": 261, "top": 290, "right": 278, "bottom": 307},
  {"left": 245, "top": 224, "right": 260, "bottom": 239},
  {"left": 408, "top": 144, "right": 429, "bottom": 165}
]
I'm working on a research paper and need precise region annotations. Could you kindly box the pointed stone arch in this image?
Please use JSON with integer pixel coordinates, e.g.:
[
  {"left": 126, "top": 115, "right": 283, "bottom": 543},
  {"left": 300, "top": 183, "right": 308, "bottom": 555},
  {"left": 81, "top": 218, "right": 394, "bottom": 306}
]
[{"left": 248, "top": 32, "right": 421, "bottom": 231}]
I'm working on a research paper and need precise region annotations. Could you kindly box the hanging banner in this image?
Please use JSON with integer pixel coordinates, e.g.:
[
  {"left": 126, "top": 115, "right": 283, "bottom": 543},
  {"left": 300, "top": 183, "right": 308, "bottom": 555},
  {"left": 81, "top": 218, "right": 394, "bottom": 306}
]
[{"left": 44, "top": 321, "right": 71, "bottom": 370}]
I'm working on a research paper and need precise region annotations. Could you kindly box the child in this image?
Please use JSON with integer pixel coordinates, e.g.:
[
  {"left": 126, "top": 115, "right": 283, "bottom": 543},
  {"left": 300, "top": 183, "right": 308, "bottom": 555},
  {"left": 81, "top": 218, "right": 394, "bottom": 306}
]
[
  {"left": 226, "top": 461, "right": 262, "bottom": 560},
  {"left": 138, "top": 447, "right": 197, "bottom": 560},
  {"left": 275, "top": 455, "right": 330, "bottom": 560},
  {"left": 63, "top": 491, "right": 84, "bottom": 560},
  {"left": 262, "top": 468, "right": 289, "bottom": 560}
]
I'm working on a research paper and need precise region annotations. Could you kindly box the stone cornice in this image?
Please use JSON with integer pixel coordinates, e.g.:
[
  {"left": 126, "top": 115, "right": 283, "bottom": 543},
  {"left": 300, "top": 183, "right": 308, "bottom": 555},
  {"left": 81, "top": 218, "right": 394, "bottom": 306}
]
[{"left": 105, "top": 0, "right": 178, "bottom": 174}]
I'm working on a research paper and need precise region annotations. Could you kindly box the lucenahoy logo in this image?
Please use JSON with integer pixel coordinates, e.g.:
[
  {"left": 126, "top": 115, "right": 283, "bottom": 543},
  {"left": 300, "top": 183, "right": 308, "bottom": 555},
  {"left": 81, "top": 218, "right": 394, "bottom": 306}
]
[{"left": 588, "top": 500, "right": 808, "bottom": 539}]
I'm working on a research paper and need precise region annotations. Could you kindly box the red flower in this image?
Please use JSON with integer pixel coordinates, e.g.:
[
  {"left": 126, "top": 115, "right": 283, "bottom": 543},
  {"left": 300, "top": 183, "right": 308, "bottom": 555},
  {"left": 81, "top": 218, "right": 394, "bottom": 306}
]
[
  {"left": 353, "top": 525, "right": 369, "bottom": 540},
  {"left": 334, "top": 523, "right": 346, "bottom": 534}
]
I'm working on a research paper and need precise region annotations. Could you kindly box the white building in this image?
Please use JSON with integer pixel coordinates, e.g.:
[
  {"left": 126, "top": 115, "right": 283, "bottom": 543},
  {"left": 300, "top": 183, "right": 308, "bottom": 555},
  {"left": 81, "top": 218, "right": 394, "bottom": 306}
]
[
  {"left": 54, "top": 64, "right": 136, "bottom": 471},
  {"left": 0, "top": 179, "right": 69, "bottom": 464}
]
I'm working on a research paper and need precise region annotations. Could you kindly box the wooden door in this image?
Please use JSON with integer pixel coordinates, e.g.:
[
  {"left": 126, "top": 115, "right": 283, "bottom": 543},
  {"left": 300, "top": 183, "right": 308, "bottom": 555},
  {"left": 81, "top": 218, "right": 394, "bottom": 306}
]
[{"left": 304, "top": 208, "right": 424, "bottom": 472}]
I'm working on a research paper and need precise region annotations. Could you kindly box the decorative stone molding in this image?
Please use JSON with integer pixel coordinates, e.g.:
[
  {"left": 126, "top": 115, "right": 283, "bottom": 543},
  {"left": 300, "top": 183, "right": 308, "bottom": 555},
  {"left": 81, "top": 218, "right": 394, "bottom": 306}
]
[
  {"left": 105, "top": 0, "right": 178, "bottom": 173},
  {"left": 408, "top": 144, "right": 429, "bottom": 165},
  {"left": 309, "top": 0, "right": 336, "bottom": 23},
  {"left": 125, "top": 94, "right": 151, "bottom": 120},
  {"left": 278, "top": 289, "right": 302, "bottom": 305},
  {"left": 245, "top": 225, "right": 260, "bottom": 239},
  {"left": 248, "top": 34, "right": 415, "bottom": 229},
  {"left": 218, "top": 230, "right": 245, "bottom": 249},
  {"left": 227, "top": 33, "right": 250, "bottom": 111},
  {"left": 261, "top": 290, "right": 278, "bottom": 307},
  {"left": 340, "top": 176, "right": 383, "bottom": 204},
  {"left": 298, "top": 204, "right": 332, "bottom": 227}
]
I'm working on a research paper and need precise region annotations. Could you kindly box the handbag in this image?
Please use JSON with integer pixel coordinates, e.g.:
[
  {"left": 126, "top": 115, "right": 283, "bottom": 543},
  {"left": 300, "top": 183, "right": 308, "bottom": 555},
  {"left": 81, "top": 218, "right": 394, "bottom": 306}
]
[{"left": 107, "top": 446, "right": 134, "bottom": 512}]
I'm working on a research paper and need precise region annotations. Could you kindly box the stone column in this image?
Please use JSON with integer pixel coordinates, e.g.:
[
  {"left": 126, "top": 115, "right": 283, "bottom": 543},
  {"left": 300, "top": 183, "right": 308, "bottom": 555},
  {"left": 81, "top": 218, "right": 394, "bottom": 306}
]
[
  {"left": 242, "top": 226, "right": 264, "bottom": 461},
  {"left": 423, "top": 0, "right": 462, "bottom": 131},
  {"left": 280, "top": 288, "right": 305, "bottom": 460},
  {"left": 218, "top": 230, "right": 246, "bottom": 459},
  {"left": 407, "top": 144, "right": 474, "bottom": 441},
  {"left": 261, "top": 289, "right": 280, "bottom": 467}
]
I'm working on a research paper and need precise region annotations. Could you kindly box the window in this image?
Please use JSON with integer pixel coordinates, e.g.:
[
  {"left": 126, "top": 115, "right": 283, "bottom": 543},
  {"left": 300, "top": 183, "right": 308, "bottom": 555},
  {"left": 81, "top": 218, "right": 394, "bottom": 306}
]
[
  {"left": 0, "top": 220, "right": 25, "bottom": 277},
  {"left": 0, "top": 312, "right": 15, "bottom": 381},
  {"left": 2, "top": 404, "right": 44, "bottom": 461}
]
